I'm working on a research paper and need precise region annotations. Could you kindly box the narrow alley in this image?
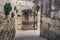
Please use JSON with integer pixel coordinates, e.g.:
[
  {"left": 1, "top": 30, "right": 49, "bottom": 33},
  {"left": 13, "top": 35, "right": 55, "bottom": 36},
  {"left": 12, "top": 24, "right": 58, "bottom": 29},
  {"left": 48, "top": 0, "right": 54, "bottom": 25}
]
[{"left": 14, "top": 30, "right": 47, "bottom": 40}]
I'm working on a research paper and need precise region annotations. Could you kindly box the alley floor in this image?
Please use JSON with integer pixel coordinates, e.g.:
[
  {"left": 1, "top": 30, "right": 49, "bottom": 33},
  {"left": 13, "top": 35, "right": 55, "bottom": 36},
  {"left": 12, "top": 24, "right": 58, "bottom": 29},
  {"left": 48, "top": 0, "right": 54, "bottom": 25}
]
[{"left": 14, "top": 30, "right": 47, "bottom": 40}]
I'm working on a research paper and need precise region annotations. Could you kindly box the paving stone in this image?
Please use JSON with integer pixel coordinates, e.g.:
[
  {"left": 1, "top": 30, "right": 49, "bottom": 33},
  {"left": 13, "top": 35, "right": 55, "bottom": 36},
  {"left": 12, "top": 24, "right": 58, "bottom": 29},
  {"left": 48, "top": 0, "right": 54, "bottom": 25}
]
[{"left": 14, "top": 30, "right": 47, "bottom": 40}]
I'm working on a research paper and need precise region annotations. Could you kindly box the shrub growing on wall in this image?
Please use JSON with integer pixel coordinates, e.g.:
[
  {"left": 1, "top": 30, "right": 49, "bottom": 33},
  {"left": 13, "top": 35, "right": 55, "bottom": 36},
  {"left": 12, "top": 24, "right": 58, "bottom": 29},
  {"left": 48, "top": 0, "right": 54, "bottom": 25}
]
[
  {"left": 14, "top": 6, "right": 18, "bottom": 13},
  {"left": 4, "top": 3, "right": 12, "bottom": 17},
  {"left": 11, "top": 12, "right": 14, "bottom": 18}
]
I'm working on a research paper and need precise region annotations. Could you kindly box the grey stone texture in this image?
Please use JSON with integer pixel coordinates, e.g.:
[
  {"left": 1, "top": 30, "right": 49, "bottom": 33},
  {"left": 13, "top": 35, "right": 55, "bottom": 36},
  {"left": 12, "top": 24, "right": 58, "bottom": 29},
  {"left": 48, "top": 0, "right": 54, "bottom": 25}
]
[{"left": 41, "top": 0, "right": 60, "bottom": 40}]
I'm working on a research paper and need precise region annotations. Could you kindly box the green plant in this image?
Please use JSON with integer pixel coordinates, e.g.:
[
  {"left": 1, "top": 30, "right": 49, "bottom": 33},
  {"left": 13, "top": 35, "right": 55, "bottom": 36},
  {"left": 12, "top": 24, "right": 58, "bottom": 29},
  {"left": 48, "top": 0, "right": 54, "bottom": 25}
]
[
  {"left": 36, "top": 6, "right": 40, "bottom": 11},
  {"left": 16, "top": 9, "right": 18, "bottom": 13},
  {"left": 4, "top": 3, "right": 12, "bottom": 17},
  {"left": 14, "top": 6, "right": 16, "bottom": 11},
  {"left": 11, "top": 12, "right": 14, "bottom": 18},
  {"left": 14, "top": 6, "right": 18, "bottom": 13}
]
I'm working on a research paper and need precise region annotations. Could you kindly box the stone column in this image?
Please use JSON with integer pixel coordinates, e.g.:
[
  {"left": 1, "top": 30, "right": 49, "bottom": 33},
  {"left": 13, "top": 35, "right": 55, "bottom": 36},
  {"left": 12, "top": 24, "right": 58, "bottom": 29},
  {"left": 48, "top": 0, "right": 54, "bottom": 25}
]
[
  {"left": 37, "top": 9, "right": 41, "bottom": 35},
  {"left": 15, "top": 3, "right": 22, "bottom": 31}
]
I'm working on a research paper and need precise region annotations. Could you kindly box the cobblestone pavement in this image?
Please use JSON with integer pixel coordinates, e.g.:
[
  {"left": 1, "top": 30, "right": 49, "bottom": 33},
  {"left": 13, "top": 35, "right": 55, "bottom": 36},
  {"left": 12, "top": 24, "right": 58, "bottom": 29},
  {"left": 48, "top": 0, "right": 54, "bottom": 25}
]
[{"left": 14, "top": 30, "right": 47, "bottom": 40}]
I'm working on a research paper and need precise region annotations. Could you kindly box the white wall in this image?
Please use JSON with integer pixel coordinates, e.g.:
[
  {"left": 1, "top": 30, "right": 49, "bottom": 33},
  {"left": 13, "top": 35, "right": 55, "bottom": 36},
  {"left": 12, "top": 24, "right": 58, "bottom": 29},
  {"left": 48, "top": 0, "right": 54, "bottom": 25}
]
[{"left": 10, "top": 0, "right": 17, "bottom": 6}]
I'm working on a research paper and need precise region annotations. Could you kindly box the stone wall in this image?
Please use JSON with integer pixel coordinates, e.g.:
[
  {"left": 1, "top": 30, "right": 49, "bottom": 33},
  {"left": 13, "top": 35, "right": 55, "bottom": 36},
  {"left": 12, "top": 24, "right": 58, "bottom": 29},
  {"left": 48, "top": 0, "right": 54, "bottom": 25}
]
[
  {"left": 40, "top": 0, "right": 60, "bottom": 40},
  {"left": 0, "top": 0, "right": 15, "bottom": 40},
  {"left": 0, "top": 13, "right": 15, "bottom": 40}
]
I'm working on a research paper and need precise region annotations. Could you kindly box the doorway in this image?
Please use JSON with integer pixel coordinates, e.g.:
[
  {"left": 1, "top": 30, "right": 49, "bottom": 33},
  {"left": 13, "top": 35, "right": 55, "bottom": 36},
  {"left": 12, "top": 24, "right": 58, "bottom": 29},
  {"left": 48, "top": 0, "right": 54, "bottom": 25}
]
[{"left": 22, "top": 10, "right": 37, "bottom": 30}]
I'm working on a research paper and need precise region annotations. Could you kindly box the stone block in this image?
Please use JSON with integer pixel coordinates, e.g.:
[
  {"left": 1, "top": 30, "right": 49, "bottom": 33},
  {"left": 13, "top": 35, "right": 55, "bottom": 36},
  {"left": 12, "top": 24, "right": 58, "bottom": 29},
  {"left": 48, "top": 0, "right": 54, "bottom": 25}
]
[
  {"left": 51, "top": 5, "right": 55, "bottom": 10},
  {"left": 42, "top": 22, "right": 48, "bottom": 29},
  {"left": 52, "top": 19, "right": 56, "bottom": 26},
  {"left": 51, "top": 11, "right": 55, "bottom": 19},
  {"left": 51, "top": 11, "right": 58, "bottom": 19},
  {"left": 22, "top": 25, "right": 33, "bottom": 30},
  {"left": 41, "top": 16, "right": 48, "bottom": 23},
  {"left": 58, "top": 10, "right": 60, "bottom": 19},
  {"left": 55, "top": 19, "right": 60, "bottom": 26}
]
